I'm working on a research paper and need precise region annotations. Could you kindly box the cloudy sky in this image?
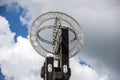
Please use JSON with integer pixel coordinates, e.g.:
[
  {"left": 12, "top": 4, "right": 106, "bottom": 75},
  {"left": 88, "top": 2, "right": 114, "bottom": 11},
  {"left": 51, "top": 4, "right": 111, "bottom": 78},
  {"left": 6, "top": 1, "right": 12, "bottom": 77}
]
[{"left": 0, "top": 0, "right": 120, "bottom": 80}]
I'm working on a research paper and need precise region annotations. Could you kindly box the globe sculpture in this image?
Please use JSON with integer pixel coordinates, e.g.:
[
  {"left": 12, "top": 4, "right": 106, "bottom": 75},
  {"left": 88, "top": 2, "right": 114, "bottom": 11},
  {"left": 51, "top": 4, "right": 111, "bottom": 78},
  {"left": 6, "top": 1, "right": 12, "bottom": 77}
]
[{"left": 29, "top": 11, "right": 84, "bottom": 80}]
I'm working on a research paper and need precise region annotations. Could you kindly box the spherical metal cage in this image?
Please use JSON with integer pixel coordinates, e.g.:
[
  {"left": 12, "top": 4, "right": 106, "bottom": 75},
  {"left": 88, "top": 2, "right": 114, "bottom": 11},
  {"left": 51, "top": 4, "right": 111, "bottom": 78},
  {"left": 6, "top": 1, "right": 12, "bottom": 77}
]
[{"left": 29, "top": 11, "right": 84, "bottom": 58}]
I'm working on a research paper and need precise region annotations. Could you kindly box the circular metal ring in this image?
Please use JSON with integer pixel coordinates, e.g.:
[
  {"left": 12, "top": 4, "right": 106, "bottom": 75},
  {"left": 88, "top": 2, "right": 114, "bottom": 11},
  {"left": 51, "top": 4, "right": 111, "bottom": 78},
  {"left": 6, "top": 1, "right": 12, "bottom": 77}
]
[
  {"left": 36, "top": 25, "right": 77, "bottom": 44},
  {"left": 35, "top": 25, "right": 77, "bottom": 54},
  {"left": 29, "top": 11, "right": 84, "bottom": 58}
]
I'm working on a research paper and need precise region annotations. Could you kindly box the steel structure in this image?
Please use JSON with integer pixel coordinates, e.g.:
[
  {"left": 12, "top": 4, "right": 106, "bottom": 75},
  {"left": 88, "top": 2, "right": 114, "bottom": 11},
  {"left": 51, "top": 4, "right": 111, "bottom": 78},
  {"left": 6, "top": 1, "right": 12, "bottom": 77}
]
[{"left": 29, "top": 11, "right": 84, "bottom": 80}]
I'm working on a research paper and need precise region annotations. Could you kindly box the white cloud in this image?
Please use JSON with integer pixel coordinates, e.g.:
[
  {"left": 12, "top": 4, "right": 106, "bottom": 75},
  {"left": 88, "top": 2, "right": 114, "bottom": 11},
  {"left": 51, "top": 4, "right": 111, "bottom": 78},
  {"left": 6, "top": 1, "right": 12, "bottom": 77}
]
[
  {"left": 0, "top": 16, "right": 15, "bottom": 48},
  {"left": 70, "top": 58, "right": 108, "bottom": 80},
  {"left": 0, "top": 0, "right": 13, "bottom": 6},
  {"left": 0, "top": 38, "right": 108, "bottom": 80},
  {"left": 20, "top": 16, "right": 29, "bottom": 26},
  {"left": 0, "top": 15, "right": 108, "bottom": 80},
  {"left": 0, "top": 36, "right": 44, "bottom": 80}
]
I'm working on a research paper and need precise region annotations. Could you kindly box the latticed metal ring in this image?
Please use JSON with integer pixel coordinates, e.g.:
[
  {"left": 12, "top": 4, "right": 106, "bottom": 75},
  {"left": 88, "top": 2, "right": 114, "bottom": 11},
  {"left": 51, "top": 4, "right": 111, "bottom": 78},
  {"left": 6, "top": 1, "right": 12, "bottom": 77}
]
[{"left": 29, "top": 11, "right": 84, "bottom": 58}]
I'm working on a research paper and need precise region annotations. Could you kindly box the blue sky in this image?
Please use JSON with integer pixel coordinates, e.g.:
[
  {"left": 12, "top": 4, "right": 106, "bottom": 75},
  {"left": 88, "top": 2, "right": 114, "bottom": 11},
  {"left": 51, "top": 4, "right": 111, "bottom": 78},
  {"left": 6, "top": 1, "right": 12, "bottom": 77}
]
[
  {"left": 0, "top": 4, "right": 28, "bottom": 42},
  {"left": 0, "top": 68, "right": 5, "bottom": 80},
  {"left": 0, "top": 4, "right": 28, "bottom": 80}
]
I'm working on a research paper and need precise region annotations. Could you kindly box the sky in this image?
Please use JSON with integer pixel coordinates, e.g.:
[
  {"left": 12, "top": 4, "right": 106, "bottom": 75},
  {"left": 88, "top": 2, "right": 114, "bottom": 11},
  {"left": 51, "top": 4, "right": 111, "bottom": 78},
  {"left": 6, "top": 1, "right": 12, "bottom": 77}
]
[{"left": 0, "top": 0, "right": 120, "bottom": 80}]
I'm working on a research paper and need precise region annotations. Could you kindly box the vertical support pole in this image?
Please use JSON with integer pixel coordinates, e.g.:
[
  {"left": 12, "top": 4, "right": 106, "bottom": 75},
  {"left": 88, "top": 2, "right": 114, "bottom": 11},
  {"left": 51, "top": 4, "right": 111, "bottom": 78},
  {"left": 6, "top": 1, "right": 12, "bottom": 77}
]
[
  {"left": 45, "top": 57, "right": 54, "bottom": 80},
  {"left": 41, "top": 27, "right": 71, "bottom": 80},
  {"left": 60, "top": 28, "right": 70, "bottom": 80}
]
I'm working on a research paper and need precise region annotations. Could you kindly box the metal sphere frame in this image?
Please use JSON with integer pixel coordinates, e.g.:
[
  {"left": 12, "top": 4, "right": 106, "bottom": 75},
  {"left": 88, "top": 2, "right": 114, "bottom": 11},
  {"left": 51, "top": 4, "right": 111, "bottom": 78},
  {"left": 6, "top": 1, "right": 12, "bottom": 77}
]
[{"left": 29, "top": 11, "right": 84, "bottom": 58}]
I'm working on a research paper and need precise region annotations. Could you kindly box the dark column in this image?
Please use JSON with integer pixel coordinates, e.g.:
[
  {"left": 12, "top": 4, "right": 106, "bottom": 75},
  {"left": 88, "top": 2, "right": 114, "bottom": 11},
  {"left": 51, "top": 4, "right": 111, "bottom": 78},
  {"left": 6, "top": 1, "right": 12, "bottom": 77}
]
[
  {"left": 41, "top": 28, "right": 71, "bottom": 80},
  {"left": 45, "top": 57, "right": 54, "bottom": 80},
  {"left": 60, "top": 28, "right": 71, "bottom": 80}
]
